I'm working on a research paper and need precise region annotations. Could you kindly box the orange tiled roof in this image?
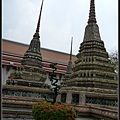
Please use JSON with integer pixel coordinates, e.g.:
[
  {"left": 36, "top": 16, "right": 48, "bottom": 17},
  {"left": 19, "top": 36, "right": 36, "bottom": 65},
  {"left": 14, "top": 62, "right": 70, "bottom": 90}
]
[{"left": 2, "top": 39, "right": 77, "bottom": 64}]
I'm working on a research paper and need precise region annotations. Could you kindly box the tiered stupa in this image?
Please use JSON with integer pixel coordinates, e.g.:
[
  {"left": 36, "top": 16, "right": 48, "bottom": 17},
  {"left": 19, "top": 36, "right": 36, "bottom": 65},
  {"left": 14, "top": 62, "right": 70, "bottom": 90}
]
[
  {"left": 60, "top": 1, "right": 118, "bottom": 113},
  {"left": 2, "top": 1, "right": 53, "bottom": 119},
  {"left": 62, "top": 0, "right": 117, "bottom": 90},
  {"left": 6, "top": 0, "right": 46, "bottom": 88}
]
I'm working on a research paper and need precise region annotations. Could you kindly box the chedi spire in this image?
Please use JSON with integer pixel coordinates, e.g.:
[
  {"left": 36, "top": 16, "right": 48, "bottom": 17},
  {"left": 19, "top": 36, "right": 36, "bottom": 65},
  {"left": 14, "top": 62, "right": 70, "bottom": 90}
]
[
  {"left": 28, "top": 0, "right": 44, "bottom": 53},
  {"left": 82, "top": 0, "right": 101, "bottom": 41},
  {"left": 33, "top": 0, "right": 44, "bottom": 38},
  {"left": 70, "top": 37, "right": 73, "bottom": 61},
  {"left": 66, "top": 37, "right": 73, "bottom": 74},
  {"left": 88, "top": 0, "right": 97, "bottom": 24}
]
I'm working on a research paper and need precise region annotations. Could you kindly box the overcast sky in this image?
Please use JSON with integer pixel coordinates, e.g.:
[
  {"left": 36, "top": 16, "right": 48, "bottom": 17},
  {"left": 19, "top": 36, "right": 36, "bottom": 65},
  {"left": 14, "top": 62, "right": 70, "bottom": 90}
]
[{"left": 2, "top": 0, "right": 118, "bottom": 55}]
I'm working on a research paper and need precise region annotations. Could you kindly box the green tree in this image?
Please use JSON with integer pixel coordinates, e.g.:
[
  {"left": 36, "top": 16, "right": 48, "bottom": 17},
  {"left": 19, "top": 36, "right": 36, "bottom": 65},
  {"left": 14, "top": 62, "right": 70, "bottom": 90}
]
[{"left": 108, "top": 49, "right": 118, "bottom": 74}]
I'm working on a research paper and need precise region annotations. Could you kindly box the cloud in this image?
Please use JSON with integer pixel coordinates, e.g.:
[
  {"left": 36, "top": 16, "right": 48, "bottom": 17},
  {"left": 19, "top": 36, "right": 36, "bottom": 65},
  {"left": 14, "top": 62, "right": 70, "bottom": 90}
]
[
  {"left": 5, "top": 29, "right": 21, "bottom": 40},
  {"left": 2, "top": 0, "right": 118, "bottom": 55},
  {"left": 41, "top": 16, "right": 72, "bottom": 53},
  {"left": 2, "top": 0, "right": 40, "bottom": 42}
]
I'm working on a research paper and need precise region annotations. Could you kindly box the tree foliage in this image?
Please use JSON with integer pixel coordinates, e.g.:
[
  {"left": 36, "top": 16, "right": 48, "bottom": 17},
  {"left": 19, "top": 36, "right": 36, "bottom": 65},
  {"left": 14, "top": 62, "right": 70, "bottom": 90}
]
[
  {"left": 32, "top": 102, "right": 77, "bottom": 120},
  {"left": 108, "top": 49, "right": 118, "bottom": 73}
]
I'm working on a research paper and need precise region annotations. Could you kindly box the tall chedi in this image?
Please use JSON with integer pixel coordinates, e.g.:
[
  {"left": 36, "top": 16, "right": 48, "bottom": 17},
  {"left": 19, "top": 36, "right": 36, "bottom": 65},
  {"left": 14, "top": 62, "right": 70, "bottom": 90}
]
[
  {"left": 6, "top": 0, "right": 47, "bottom": 87},
  {"left": 62, "top": 0, "right": 117, "bottom": 92},
  {"left": 62, "top": 37, "right": 73, "bottom": 84},
  {"left": 2, "top": 1, "right": 53, "bottom": 119}
]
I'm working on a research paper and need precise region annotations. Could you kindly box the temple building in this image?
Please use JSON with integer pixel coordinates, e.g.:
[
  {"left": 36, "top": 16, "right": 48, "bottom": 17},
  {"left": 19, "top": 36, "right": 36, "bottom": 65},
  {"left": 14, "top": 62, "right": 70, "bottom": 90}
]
[{"left": 2, "top": 0, "right": 118, "bottom": 119}]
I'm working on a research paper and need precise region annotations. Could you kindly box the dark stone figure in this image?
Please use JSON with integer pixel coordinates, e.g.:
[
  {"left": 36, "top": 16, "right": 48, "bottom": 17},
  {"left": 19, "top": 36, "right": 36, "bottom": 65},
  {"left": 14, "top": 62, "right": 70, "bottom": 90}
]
[{"left": 44, "top": 63, "right": 61, "bottom": 104}]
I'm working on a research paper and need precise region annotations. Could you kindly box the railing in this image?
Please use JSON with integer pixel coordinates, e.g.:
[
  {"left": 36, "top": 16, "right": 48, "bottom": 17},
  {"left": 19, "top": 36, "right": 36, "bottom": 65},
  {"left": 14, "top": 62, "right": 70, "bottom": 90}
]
[{"left": 86, "top": 97, "right": 118, "bottom": 107}]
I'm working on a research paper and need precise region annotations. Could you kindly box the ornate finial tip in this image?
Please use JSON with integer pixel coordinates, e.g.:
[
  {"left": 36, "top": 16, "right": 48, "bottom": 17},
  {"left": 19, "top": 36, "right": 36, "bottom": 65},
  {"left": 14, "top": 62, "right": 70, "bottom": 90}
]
[
  {"left": 71, "top": 37, "right": 73, "bottom": 43},
  {"left": 34, "top": 0, "right": 44, "bottom": 37},
  {"left": 87, "top": 0, "right": 97, "bottom": 24}
]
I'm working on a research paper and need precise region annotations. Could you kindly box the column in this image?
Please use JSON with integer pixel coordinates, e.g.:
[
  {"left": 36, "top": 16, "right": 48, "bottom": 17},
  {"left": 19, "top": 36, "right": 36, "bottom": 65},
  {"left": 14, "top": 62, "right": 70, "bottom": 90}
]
[
  {"left": 79, "top": 93, "right": 86, "bottom": 105},
  {"left": 66, "top": 91, "right": 72, "bottom": 104}
]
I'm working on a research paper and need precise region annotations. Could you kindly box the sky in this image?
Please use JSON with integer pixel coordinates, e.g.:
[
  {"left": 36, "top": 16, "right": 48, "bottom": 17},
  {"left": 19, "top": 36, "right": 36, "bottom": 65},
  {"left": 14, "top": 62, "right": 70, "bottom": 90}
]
[{"left": 2, "top": 0, "right": 118, "bottom": 55}]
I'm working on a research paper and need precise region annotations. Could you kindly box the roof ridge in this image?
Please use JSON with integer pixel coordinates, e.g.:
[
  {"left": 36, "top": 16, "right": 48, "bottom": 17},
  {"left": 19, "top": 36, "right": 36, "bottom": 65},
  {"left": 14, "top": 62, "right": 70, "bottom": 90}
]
[{"left": 2, "top": 39, "right": 76, "bottom": 56}]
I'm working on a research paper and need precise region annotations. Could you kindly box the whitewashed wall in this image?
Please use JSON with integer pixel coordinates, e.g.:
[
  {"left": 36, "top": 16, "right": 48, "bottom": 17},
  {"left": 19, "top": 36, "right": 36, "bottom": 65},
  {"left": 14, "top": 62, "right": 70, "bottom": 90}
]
[{"left": 2, "top": 66, "right": 14, "bottom": 85}]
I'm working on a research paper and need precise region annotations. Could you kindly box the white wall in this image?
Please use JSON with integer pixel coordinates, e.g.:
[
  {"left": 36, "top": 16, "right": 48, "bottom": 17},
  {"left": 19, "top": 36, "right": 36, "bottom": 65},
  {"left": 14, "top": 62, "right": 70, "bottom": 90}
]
[{"left": 2, "top": 66, "right": 15, "bottom": 85}]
